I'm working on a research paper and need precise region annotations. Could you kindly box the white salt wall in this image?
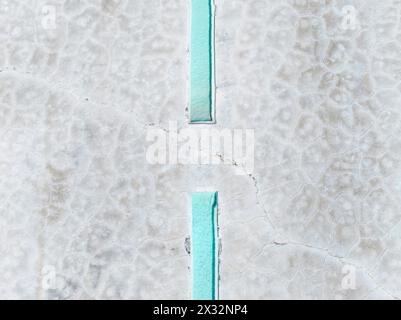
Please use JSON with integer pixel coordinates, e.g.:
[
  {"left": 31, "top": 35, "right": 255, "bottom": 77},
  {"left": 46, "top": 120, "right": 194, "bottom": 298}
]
[
  {"left": 0, "top": 0, "right": 401, "bottom": 299},
  {"left": 216, "top": 0, "right": 401, "bottom": 299},
  {"left": 0, "top": 0, "right": 190, "bottom": 299}
]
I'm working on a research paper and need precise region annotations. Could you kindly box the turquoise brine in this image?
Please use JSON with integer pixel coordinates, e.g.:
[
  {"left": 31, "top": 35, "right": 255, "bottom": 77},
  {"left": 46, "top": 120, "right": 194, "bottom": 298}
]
[
  {"left": 190, "top": 0, "right": 213, "bottom": 122},
  {"left": 191, "top": 192, "right": 218, "bottom": 300}
]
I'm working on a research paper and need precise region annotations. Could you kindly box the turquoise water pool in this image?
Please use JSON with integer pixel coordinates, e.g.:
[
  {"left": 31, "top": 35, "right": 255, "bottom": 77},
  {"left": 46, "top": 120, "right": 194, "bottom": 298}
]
[
  {"left": 192, "top": 192, "right": 218, "bottom": 300},
  {"left": 190, "top": 0, "right": 214, "bottom": 123}
]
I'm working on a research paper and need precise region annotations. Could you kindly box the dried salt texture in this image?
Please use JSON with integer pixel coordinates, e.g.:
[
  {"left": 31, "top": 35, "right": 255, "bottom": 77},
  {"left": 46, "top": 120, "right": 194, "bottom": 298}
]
[
  {"left": 216, "top": 0, "right": 401, "bottom": 299},
  {"left": 0, "top": 0, "right": 190, "bottom": 300},
  {"left": 0, "top": 0, "right": 401, "bottom": 300}
]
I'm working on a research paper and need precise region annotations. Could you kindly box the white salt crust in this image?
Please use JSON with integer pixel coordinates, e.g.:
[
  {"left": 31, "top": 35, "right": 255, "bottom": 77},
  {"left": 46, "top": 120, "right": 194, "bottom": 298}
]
[{"left": 0, "top": 0, "right": 401, "bottom": 299}]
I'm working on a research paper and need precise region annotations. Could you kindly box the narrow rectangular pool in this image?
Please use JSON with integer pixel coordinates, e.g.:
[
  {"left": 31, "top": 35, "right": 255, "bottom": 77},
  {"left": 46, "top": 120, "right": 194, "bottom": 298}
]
[
  {"left": 191, "top": 192, "right": 218, "bottom": 299},
  {"left": 190, "top": 0, "right": 214, "bottom": 123}
]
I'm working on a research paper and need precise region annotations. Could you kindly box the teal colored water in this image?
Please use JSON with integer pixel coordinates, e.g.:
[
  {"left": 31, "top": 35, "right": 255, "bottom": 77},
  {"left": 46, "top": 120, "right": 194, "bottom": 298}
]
[
  {"left": 192, "top": 192, "right": 218, "bottom": 300},
  {"left": 190, "top": 0, "right": 213, "bottom": 122}
]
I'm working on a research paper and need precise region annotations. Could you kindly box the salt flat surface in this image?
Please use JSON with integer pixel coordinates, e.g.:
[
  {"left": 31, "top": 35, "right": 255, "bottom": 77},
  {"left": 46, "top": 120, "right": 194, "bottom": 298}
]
[
  {"left": 0, "top": 0, "right": 401, "bottom": 299},
  {"left": 216, "top": 0, "right": 401, "bottom": 299}
]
